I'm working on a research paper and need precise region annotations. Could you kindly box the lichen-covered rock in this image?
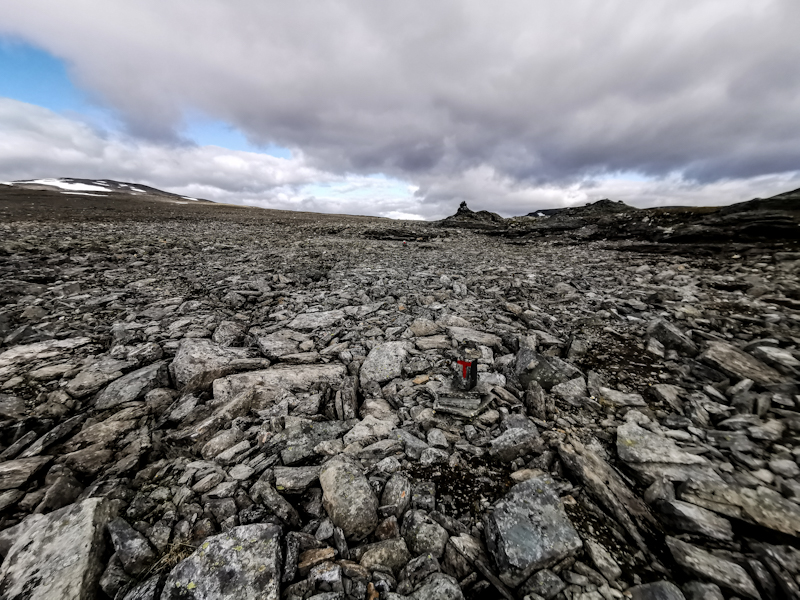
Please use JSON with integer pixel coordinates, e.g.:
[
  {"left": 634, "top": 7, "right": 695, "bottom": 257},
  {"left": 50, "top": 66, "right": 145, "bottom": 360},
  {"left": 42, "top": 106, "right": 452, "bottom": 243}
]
[
  {"left": 359, "top": 341, "right": 410, "bottom": 386},
  {"left": 319, "top": 457, "right": 379, "bottom": 541},
  {"left": 0, "top": 498, "right": 112, "bottom": 600},
  {"left": 484, "top": 475, "right": 582, "bottom": 587},
  {"left": 161, "top": 524, "right": 282, "bottom": 600}
]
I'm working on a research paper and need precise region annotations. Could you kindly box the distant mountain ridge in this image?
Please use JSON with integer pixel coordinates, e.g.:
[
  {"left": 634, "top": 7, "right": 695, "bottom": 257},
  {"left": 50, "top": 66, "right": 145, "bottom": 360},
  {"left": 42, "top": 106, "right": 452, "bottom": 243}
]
[{"left": 2, "top": 178, "right": 211, "bottom": 203}]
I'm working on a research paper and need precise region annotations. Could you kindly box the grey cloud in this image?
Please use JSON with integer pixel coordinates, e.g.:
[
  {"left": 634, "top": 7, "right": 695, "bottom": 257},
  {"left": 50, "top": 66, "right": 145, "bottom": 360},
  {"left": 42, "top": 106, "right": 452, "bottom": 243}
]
[{"left": 1, "top": 0, "right": 799, "bottom": 213}]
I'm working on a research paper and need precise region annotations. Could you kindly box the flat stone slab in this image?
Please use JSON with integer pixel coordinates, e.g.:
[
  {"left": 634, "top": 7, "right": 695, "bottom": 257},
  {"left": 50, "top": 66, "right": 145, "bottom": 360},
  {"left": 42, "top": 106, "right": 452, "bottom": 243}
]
[
  {"left": 0, "top": 455, "right": 52, "bottom": 490},
  {"left": 0, "top": 498, "right": 112, "bottom": 600},
  {"left": 359, "top": 341, "right": 411, "bottom": 386},
  {"left": 700, "top": 341, "right": 782, "bottom": 386},
  {"left": 0, "top": 337, "right": 91, "bottom": 368},
  {"left": 447, "top": 326, "right": 502, "bottom": 348},
  {"left": 212, "top": 363, "right": 347, "bottom": 404},
  {"left": 287, "top": 309, "right": 345, "bottom": 331},
  {"left": 679, "top": 478, "right": 800, "bottom": 537},
  {"left": 95, "top": 360, "right": 170, "bottom": 410},
  {"left": 484, "top": 474, "right": 582, "bottom": 587},
  {"left": 170, "top": 338, "right": 259, "bottom": 388},
  {"left": 617, "top": 420, "right": 709, "bottom": 466},
  {"left": 161, "top": 523, "right": 282, "bottom": 600},
  {"left": 666, "top": 536, "right": 759, "bottom": 599}
]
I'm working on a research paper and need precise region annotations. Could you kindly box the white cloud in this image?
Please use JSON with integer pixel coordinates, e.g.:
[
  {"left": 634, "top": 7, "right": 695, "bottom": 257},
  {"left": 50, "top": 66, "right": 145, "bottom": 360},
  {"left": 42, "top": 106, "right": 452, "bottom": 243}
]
[
  {"left": 0, "top": 0, "right": 799, "bottom": 201},
  {"left": 2, "top": 98, "right": 799, "bottom": 221}
]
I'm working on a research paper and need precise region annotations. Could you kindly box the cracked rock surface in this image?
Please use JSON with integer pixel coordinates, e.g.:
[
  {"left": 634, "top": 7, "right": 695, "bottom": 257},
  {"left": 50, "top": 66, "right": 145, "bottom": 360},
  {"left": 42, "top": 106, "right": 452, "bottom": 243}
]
[{"left": 1, "top": 191, "right": 800, "bottom": 599}]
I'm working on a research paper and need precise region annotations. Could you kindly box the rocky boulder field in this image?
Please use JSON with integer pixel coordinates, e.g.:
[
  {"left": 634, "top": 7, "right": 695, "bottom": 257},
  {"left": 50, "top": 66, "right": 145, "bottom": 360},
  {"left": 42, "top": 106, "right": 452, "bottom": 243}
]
[{"left": 1, "top": 188, "right": 800, "bottom": 600}]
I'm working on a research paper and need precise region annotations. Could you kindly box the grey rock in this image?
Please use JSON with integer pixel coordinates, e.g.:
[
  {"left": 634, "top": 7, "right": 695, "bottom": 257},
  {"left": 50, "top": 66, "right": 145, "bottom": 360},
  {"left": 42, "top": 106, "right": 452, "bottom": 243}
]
[
  {"left": 64, "top": 357, "right": 133, "bottom": 398},
  {"left": 251, "top": 473, "right": 301, "bottom": 527},
  {"left": 212, "top": 364, "right": 347, "bottom": 404},
  {"left": 108, "top": 517, "right": 157, "bottom": 576},
  {"left": 551, "top": 376, "right": 587, "bottom": 405},
  {"left": 666, "top": 537, "right": 759, "bottom": 599},
  {"left": 648, "top": 319, "right": 698, "bottom": 356},
  {"left": 170, "top": 338, "right": 259, "bottom": 388},
  {"left": 394, "top": 429, "right": 429, "bottom": 460},
  {"left": 0, "top": 455, "right": 51, "bottom": 490},
  {"left": 447, "top": 326, "right": 502, "bottom": 348},
  {"left": 359, "top": 538, "right": 413, "bottom": 575},
  {"left": 381, "top": 472, "right": 412, "bottom": 518},
  {"left": 515, "top": 350, "right": 582, "bottom": 391},
  {"left": 95, "top": 360, "right": 170, "bottom": 410},
  {"left": 161, "top": 523, "right": 282, "bottom": 600},
  {"left": 420, "top": 447, "right": 450, "bottom": 465},
  {"left": 700, "top": 341, "right": 782, "bottom": 386},
  {"left": 408, "top": 573, "right": 464, "bottom": 600},
  {"left": 484, "top": 475, "right": 582, "bottom": 587},
  {"left": 211, "top": 320, "right": 246, "bottom": 346},
  {"left": 659, "top": 500, "right": 733, "bottom": 541},
  {"left": 519, "top": 568, "right": 565, "bottom": 599},
  {"left": 0, "top": 336, "right": 91, "bottom": 369},
  {"left": 489, "top": 427, "right": 540, "bottom": 462},
  {"left": 288, "top": 309, "right": 345, "bottom": 331},
  {"left": 584, "top": 539, "right": 622, "bottom": 581},
  {"left": 274, "top": 466, "right": 321, "bottom": 493},
  {"left": 401, "top": 509, "right": 450, "bottom": 558},
  {"left": 679, "top": 477, "right": 800, "bottom": 537},
  {"left": 598, "top": 386, "right": 646, "bottom": 408},
  {"left": 682, "top": 582, "right": 724, "bottom": 600},
  {"left": 319, "top": 457, "right": 379, "bottom": 541},
  {"left": 630, "top": 581, "right": 687, "bottom": 600},
  {"left": 0, "top": 498, "right": 112, "bottom": 600},
  {"left": 360, "top": 341, "right": 411, "bottom": 386}
]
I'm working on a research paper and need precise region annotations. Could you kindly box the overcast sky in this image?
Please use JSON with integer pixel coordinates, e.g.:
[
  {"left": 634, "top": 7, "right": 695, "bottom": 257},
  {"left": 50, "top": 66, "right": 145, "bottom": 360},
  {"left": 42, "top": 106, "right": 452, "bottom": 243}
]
[{"left": 1, "top": 0, "right": 799, "bottom": 219}]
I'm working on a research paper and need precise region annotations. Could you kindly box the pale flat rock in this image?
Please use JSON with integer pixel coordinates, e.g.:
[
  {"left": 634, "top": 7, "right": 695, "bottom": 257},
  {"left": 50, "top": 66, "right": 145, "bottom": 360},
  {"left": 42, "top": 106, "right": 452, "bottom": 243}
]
[
  {"left": 161, "top": 523, "right": 282, "bottom": 600},
  {"left": 0, "top": 498, "right": 112, "bottom": 600},
  {"left": 700, "top": 341, "right": 782, "bottom": 386},
  {"left": 679, "top": 478, "right": 800, "bottom": 537},
  {"left": 95, "top": 360, "right": 170, "bottom": 410},
  {"left": 170, "top": 338, "right": 259, "bottom": 388},
  {"left": 666, "top": 537, "right": 759, "bottom": 599},
  {"left": 0, "top": 337, "right": 91, "bottom": 368},
  {"left": 287, "top": 309, "right": 344, "bottom": 331},
  {"left": 65, "top": 358, "right": 133, "bottom": 398},
  {"left": 617, "top": 420, "right": 708, "bottom": 466},
  {"left": 359, "top": 341, "right": 411, "bottom": 386},
  {"left": 447, "top": 326, "right": 502, "bottom": 348},
  {"left": 415, "top": 335, "right": 451, "bottom": 351},
  {"left": 212, "top": 364, "right": 347, "bottom": 404},
  {"left": 0, "top": 455, "right": 52, "bottom": 490}
]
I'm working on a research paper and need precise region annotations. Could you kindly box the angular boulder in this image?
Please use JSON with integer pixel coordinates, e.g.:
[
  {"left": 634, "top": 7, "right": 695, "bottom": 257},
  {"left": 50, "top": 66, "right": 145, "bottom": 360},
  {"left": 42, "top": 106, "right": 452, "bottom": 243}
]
[
  {"left": 359, "top": 341, "right": 410, "bottom": 386},
  {"left": 484, "top": 474, "right": 582, "bottom": 587},
  {"left": 169, "top": 338, "right": 260, "bottom": 389},
  {"left": 212, "top": 364, "right": 347, "bottom": 404},
  {"left": 287, "top": 309, "right": 345, "bottom": 331},
  {"left": 319, "top": 457, "right": 379, "bottom": 541},
  {"left": 0, "top": 498, "right": 112, "bottom": 600},
  {"left": 95, "top": 360, "right": 170, "bottom": 410},
  {"left": 161, "top": 523, "right": 282, "bottom": 600},
  {"left": 700, "top": 341, "right": 782, "bottom": 386}
]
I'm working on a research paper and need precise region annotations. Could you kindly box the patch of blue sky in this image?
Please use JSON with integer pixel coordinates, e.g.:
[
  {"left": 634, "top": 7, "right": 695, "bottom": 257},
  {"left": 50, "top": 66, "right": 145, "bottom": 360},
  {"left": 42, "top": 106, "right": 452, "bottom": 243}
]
[
  {"left": 0, "top": 37, "right": 119, "bottom": 130},
  {"left": 181, "top": 112, "right": 292, "bottom": 158}
]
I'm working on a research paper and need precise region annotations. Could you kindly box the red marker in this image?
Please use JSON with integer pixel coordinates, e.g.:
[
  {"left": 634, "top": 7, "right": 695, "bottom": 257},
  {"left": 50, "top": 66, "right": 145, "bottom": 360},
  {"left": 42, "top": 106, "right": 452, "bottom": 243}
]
[{"left": 457, "top": 360, "right": 471, "bottom": 378}]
